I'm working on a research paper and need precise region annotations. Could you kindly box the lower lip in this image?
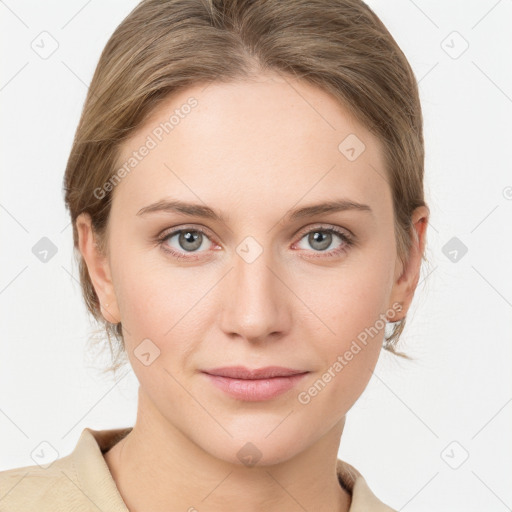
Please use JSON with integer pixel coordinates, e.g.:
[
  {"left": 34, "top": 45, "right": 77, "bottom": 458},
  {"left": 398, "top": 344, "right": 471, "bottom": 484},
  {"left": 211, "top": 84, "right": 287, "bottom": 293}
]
[{"left": 203, "top": 372, "right": 309, "bottom": 401}]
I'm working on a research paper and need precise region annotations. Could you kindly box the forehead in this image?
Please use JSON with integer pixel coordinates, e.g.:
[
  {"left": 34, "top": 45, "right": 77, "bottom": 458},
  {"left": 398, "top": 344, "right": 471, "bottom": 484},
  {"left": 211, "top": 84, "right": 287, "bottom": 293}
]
[{"left": 111, "top": 73, "right": 391, "bottom": 220}]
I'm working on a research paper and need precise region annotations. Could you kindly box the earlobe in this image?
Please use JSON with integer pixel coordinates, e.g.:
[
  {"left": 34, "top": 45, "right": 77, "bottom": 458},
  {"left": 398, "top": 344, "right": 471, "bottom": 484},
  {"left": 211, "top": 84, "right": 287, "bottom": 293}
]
[
  {"left": 76, "top": 213, "right": 121, "bottom": 324},
  {"left": 99, "top": 301, "right": 119, "bottom": 325}
]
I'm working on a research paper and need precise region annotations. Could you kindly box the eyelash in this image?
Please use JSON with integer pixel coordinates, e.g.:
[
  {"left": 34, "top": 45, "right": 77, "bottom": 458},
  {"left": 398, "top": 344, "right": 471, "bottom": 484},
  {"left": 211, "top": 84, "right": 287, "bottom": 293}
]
[{"left": 156, "top": 224, "right": 355, "bottom": 261}]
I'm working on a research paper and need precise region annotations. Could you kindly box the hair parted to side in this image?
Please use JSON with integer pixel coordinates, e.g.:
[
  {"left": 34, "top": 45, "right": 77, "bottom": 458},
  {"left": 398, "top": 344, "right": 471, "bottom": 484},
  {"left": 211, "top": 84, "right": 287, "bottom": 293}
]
[{"left": 63, "top": 0, "right": 429, "bottom": 376}]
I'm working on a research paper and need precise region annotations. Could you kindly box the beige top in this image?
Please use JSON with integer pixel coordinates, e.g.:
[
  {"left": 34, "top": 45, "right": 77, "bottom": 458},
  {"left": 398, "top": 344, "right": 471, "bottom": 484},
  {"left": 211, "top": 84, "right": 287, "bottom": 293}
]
[{"left": 0, "top": 427, "right": 396, "bottom": 511}]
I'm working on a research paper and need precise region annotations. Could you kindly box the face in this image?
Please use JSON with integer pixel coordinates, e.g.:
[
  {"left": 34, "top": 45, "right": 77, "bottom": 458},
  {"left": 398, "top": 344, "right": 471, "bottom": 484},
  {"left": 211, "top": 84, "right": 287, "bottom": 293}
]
[{"left": 79, "top": 71, "right": 425, "bottom": 466}]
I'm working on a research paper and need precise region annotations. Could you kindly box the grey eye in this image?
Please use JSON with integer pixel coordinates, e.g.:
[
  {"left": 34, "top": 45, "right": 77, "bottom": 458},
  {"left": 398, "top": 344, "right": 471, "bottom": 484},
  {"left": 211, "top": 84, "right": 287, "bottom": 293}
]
[
  {"left": 164, "top": 230, "right": 210, "bottom": 252},
  {"left": 307, "top": 231, "right": 333, "bottom": 251}
]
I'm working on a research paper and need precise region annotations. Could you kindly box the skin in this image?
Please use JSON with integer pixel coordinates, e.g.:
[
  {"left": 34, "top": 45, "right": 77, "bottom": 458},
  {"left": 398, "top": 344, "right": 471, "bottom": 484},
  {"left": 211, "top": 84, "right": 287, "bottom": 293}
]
[{"left": 77, "top": 71, "right": 429, "bottom": 512}]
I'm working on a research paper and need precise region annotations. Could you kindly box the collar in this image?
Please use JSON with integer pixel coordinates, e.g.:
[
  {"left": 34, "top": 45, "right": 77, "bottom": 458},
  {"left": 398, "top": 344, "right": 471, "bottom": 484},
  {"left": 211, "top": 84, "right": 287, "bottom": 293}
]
[{"left": 74, "top": 427, "right": 395, "bottom": 512}]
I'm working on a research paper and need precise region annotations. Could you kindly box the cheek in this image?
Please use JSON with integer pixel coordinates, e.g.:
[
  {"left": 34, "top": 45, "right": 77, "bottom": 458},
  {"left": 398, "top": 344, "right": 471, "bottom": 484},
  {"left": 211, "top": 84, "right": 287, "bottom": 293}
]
[
  {"left": 298, "top": 304, "right": 384, "bottom": 421},
  {"left": 313, "top": 254, "right": 394, "bottom": 342},
  {"left": 110, "top": 243, "right": 212, "bottom": 361},
  {"left": 304, "top": 243, "right": 394, "bottom": 397},
  {"left": 109, "top": 239, "right": 173, "bottom": 341}
]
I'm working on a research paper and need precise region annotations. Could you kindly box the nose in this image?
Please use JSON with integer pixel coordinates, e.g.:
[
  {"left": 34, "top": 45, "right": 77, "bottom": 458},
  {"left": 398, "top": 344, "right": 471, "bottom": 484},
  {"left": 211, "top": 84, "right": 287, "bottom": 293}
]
[{"left": 219, "top": 241, "right": 292, "bottom": 343}]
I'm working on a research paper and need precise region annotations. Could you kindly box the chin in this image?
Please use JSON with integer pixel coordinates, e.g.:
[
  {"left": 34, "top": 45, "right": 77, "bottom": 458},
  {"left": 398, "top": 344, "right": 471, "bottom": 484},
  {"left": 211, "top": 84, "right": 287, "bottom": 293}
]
[{"left": 192, "top": 422, "right": 312, "bottom": 468}]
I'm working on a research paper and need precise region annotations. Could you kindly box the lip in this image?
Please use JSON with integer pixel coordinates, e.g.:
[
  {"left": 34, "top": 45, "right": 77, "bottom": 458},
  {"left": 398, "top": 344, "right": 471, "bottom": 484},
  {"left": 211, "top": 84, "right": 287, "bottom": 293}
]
[
  {"left": 202, "top": 365, "right": 307, "bottom": 379},
  {"left": 201, "top": 366, "right": 309, "bottom": 401}
]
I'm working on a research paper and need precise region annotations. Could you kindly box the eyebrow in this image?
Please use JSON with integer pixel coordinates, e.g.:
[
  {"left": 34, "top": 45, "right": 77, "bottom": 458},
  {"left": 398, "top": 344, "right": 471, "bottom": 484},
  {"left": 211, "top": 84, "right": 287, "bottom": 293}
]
[{"left": 136, "top": 198, "right": 373, "bottom": 222}]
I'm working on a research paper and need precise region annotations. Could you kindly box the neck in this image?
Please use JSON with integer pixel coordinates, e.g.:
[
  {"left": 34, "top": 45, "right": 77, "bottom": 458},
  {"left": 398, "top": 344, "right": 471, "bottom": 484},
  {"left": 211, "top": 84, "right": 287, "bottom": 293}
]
[{"left": 104, "top": 387, "right": 352, "bottom": 512}]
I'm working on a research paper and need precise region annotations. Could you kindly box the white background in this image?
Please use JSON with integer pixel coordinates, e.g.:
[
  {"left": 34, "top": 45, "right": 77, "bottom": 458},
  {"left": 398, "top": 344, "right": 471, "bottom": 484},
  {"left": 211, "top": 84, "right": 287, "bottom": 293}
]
[{"left": 1, "top": 1, "right": 511, "bottom": 510}]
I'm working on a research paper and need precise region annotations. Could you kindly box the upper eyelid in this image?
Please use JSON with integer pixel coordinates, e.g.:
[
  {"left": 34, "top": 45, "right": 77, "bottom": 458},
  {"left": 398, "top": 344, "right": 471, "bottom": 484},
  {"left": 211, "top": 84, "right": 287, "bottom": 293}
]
[
  {"left": 159, "top": 225, "right": 215, "bottom": 243},
  {"left": 295, "top": 223, "right": 352, "bottom": 238}
]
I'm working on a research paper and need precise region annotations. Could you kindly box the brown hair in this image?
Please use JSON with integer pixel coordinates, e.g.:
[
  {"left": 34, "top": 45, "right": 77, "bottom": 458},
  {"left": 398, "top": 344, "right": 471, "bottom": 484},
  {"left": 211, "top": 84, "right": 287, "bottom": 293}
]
[{"left": 63, "top": 0, "right": 429, "bottom": 376}]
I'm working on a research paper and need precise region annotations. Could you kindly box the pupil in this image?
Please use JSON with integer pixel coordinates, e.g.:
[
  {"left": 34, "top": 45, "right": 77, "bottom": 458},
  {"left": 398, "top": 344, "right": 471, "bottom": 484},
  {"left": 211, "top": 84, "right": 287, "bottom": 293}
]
[
  {"left": 310, "top": 231, "right": 331, "bottom": 251},
  {"left": 181, "top": 230, "right": 201, "bottom": 251}
]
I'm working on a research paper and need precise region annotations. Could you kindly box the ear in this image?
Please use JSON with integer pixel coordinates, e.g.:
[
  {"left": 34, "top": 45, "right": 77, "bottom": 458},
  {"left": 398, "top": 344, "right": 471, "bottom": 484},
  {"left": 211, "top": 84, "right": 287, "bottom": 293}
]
[
  {"left": 76, "top": 212, "right": 121, "bottom": 324},
  {"left": 387, "top": 205, "right": 430, "bottom": 320}
]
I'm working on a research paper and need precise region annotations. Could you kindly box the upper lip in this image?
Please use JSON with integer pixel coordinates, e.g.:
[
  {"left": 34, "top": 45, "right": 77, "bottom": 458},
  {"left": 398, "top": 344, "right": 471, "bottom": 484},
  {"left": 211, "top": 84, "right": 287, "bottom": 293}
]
[{"left": 202, "top": 366, "right": 308, "bottom": 379}]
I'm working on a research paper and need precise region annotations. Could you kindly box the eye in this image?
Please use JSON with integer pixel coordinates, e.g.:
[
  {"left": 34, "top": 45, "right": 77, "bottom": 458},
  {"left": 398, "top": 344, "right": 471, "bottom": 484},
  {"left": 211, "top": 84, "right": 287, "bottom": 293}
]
[
  {"left": 293, "top": 225, "right": 354, "bottom": 258},
  {"left": 158, "top": 226, "right": 217, "bottom": 260},
  {"left": 157, "top": 224, "right": 355, "bottom": 261}
]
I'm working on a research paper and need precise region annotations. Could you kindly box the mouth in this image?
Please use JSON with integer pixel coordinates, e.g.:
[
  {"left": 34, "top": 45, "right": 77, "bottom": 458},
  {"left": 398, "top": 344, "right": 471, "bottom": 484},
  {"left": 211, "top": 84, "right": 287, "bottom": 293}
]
[{"left": 201, "top": 366, "right": 310, "bottom": 401}]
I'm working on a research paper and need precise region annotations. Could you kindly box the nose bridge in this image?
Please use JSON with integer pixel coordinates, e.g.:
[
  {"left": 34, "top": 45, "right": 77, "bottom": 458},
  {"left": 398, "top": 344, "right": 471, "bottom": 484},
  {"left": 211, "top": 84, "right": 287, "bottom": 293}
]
[{"left": 221, "top": 236, "right": 288, "bottom": 340}]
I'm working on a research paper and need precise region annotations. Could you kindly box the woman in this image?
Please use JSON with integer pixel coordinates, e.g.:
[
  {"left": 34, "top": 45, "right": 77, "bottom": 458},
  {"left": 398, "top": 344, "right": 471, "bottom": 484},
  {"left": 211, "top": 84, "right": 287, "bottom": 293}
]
[{"left": 0, "top": 0, "right": 429, "bottom": 510}]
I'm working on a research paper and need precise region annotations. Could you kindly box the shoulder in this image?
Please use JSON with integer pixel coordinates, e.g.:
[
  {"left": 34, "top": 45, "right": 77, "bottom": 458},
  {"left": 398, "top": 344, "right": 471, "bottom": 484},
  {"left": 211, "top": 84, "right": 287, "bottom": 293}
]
[
  {"left": 0, "top": 452, "right": 79, "bottom": 511},
  {"left": 0, "top": 426, "right": 131, "bottom": 512}
]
